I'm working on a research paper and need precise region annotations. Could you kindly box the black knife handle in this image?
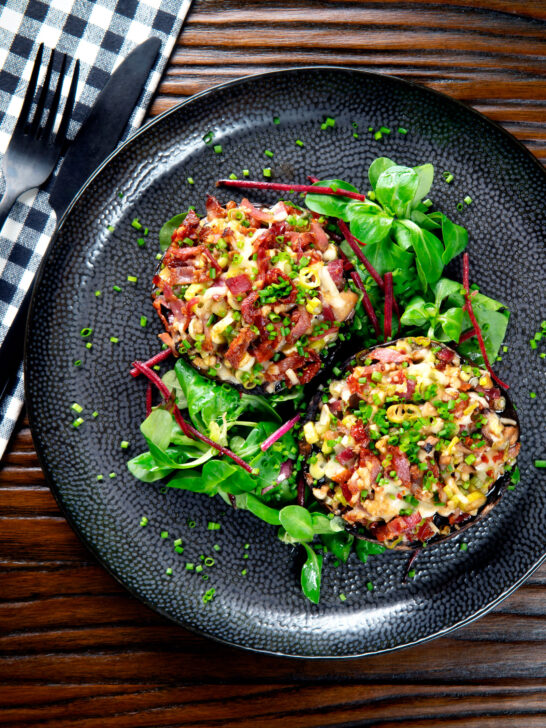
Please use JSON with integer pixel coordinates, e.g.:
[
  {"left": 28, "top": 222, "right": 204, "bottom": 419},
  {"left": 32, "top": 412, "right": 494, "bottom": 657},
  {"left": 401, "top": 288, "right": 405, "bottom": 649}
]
[{"left": 0, "top": 284, "right": 31, "bottom": 403}]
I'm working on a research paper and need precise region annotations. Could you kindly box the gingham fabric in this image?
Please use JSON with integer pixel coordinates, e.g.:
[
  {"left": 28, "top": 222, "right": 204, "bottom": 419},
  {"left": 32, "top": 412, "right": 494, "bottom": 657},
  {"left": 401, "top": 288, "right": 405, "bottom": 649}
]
[{"left": 0, "top": 0, "right": 192, "bottom": 458}]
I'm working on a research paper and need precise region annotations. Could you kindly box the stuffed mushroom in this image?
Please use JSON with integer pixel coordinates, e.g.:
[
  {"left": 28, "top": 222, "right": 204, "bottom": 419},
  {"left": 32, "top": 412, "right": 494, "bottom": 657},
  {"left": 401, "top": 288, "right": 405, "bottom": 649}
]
[
  {"left": 152, "top": 196, "right": 358, "bottom": 394},
  {"left": 300, "top": 337, "right": 520, "bottom": 548}
]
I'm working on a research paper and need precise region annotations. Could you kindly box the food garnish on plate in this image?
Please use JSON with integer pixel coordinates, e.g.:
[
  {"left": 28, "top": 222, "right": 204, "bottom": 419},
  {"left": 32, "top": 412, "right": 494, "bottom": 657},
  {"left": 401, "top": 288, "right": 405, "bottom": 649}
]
[
  {"left": 152, "top": 196, "right": 358, "bottom": 393},
  {"left": 300, "top": 337, "right": 520, "bottom": 548}
]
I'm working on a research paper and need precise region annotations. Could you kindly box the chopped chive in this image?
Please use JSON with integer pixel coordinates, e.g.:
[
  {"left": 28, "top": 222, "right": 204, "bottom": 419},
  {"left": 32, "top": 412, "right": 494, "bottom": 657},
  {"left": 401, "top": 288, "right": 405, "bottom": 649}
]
[
  {"left": 161, "top": 530, "right": 169, "bottom": 539},
  {"left": 464, "top": 195, "right": 473, "bottom": 205},
  {"left": 96, "top": 474, "right": 104, "bottom": 481},
  {"left": 204, "top": 557, "right": 215, "bottom": 567},
  {"left": 73, "top": 360, "right": 82, "bottom": 366},
  {"left": 195, "top": 565, "right": 203, "bottom": 573},
  {"left": 273, "top": 116, "right": 280, "bottom": 124},
  {"left": 110, "top": 336, "right": 119, "bottom": 343},
  {"left": 379, "top": 125, "right": 391, "bottom": 134},
  {"left": 173, "top": 538, "right": 182, "bottom": 547},
  {"left": 530, "top": 340, "right": 537, "bottom": 350},
  {"left": 95, "top": 290, "right": 101, "bottom": 297},
  {"left": 72, "top": 417, "right": 84, "bottom": 428},
  {"left": 120, "top": 440, "right": 129, "bottom": 449},
  {"left": 165, "top": 567, "right": 173, "bottom": 576},
  {"left": 373, "top": 130, "right": 382, "bottom": 140},
  {"left": 207, "top": 521, "right": 221, "bottom": 530},
  {"left": 155, "top": 253, "right": 162, "bottom": 260},
  {"left": 202, "top": 131, "right": 213, "bottom": 145},
  {"left": 80, "top": 327, "right": 92, "bottom": 337},
  {"left": 113, "top": 285, "right": 121, "bottom": 292},
  {"left": 131, "top": 218, "right": 142, "bottom": 230},
  {"left": 456, "top": 202, "right": 464, "bottom": 211},
  {"left": 530, "top": 392, "right": 536, "bottom": 398},
  {"left": 264, "top": 149, "right": 274, "bottom": 158},
  {"left": 185, "top": 562, "right": 194, "bottom": 570},
  {"left": 228, "top": 173, "right": 237, "bottom": 180},
  {"left": 213, "top": 544, "right": 221, "bottom": 551},
  {"left": 139, "top": 516, "right": 148, "bottom": 526},
  {"left": 460, "top": 542, "right": 468, "bottom": 552},
  {"left": 241, "top": 568, "right": 247, "bottom": 576},
  {"left": 127, "top": 275, "right": 138, "bottom": 283},
  {"left": 263, "top": 168, "right": 272, "bottom": 178},
  {"left": 71, "top": 402, "right": 83, "bottom": 413},
  {"left": 175, "top": 545, "right": 184, "bottom": 554},
  {"left": 137, "top": 238, "right": 146, "bottom": 246},
  {"left": 92, "top": 411, "right": 99, "bottom": 418},
  {"left": 242, "top": 169, "right": 250, "bottom": 177},
  {"left": 213, "top": 144, "right": 222, "bottom": 154},
  {"left": 107, "top": 225, "right": 115, "bottom": 233},
  {"left": 140, "top": 316, "right": 147, "bottom": 327},
  {"left": 118, "top": 191, "right": 124, "bottom": 198},
  {"left": 295, "top": 139, "right": 304, "bottom": 147},
  {"left": 339, "top": 593, "right": 347, "bottom": 602},
  {"left": 109, "top": 472, "right": 116, "bottom": 479},
  {"left": 535, "top": 460, "right": 546, "bottom": 468},
  {"left": 408, "top": 569, "right": 416, "bottom": 578},
  {"left": 187, "top": 177, "right": 195, "bottom": 185},
  {"left": 398, "top": 127, "right": 408, "bottom": 134},
  {"left": 443, "top": 171, "right": 454, "bottom": 183},
  {"left": 366, "top": 581, "right": 374, "bottom": 591}
]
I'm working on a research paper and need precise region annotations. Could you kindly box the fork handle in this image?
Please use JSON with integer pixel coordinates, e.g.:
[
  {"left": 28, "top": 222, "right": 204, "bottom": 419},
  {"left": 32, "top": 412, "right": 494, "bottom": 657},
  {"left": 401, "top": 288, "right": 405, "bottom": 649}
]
[
  {"left": 0, "top": 284, "right": 32, "bottom": 403},
  {"left": 0, "top": 187, "right": 20, "bottom": 232}
]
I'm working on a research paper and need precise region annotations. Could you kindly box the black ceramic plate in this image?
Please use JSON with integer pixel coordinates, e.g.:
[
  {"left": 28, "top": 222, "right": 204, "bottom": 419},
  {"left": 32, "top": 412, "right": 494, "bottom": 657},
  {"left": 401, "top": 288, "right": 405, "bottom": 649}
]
[{"left": 25, "top": 68, "right": 546, "bottom": 658}]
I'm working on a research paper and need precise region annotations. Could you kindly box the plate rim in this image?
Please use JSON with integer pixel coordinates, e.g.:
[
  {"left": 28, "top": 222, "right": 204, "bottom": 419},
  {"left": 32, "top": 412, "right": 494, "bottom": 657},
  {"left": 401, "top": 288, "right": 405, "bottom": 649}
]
[{"left": 24, "top": 64, "right": 546, "bottom": 659}]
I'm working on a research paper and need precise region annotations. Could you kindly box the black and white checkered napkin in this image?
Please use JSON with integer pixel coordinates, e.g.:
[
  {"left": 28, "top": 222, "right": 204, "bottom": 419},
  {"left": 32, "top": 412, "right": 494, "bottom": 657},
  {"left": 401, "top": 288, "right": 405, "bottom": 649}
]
[{"left": 0, "top": 0, "right": 192, "bottom": 457}]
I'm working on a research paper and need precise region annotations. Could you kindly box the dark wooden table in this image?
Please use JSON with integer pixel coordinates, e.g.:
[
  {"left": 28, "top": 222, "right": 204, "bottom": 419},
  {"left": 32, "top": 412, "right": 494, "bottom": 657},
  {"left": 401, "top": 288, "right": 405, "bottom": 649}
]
[{"left": 1, "top": 1, "right": 545, "bottom": 725}]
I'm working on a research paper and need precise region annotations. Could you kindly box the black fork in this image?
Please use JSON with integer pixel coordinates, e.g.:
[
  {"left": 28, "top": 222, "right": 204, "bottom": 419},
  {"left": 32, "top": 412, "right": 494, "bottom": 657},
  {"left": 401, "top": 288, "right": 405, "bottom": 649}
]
[{"left": 0, "top": 43, "right": 79, "bottom": 230}]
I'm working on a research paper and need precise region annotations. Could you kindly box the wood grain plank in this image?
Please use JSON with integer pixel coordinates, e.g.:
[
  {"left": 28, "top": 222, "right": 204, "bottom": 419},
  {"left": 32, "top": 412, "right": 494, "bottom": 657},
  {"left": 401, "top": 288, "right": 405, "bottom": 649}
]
[{"left": 0, "top": 683, "right": 545, "bottom": 728}]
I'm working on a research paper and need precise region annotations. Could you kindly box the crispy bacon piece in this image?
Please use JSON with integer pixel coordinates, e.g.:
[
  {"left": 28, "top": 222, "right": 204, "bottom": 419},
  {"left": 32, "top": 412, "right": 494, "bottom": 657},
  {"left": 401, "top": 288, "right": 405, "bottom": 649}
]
[
  {"left": 310, "top": 221, "right": 329, "bottom": 251},
  {"left": 401, "top": 377, "right": 416, "bottom": 401},
  {"left": 241, "top": 291, "right": 260, "bottom": 324},
  {"left": 359, "top": 448, "right": 382, "bottom": 482},
  {"left": 226, "top": 274, "right": 252, "bottom": 296},
  {"left": 437, "top": 347, "right": 455, "bottom": 363},
  {"left": 298, "top": 349, "right": 321, "bottom": 384},
  {"left": 388, "top": 445, "right": 411, "bottom": 486},
  {"left": 286, "top": 306, "right": 311, "bottom": 346},
  {"left": 370, "top": 348, "right": 410, "bottom": 364},
  {"left": 326, "top": 259, "right": 344, "bottom": 289},
  {"left": 240, "top": 197, "right": 273, "bottom": 223},
  {"left": 336, "top": 448, "right": 356, "bottom": 466},
  {"left": 172, "top": 209, "right": 201, "bottom": 244},
  {"left": 206, "top": 195, "right": 227, "bottom": 220},
  {"left": 350, "top": 421, "right": 370, "bottom": 446},
  {"left": 416, "top": 518, "right": 436, "bottom": 542},
  {"left": 264, "top": 353, "right": 305, "bottom": 382},
  {"left": 252, "top": 322, "right": 282, "bottom": 363},
  {"left": 225, "top": 327, "right": 255, "bottom": 368},
  {"left": 372, "top": 511, "right": 421, "bottom": 542}
]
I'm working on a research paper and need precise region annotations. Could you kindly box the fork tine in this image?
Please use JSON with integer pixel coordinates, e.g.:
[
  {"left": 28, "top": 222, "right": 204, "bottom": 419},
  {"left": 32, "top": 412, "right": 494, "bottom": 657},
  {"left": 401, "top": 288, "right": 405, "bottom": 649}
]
[
  {"left": 42, "top": 52, "right": 68, "bottom": 141},
  {"left": 55, "top": 58, "right": 79, "bottom": 149},
  {"left": 13, "top": 43, "right": 44, "bottom": 134},
  {"left": 29, "top": 46, "right": 55, "bottom": 137}
]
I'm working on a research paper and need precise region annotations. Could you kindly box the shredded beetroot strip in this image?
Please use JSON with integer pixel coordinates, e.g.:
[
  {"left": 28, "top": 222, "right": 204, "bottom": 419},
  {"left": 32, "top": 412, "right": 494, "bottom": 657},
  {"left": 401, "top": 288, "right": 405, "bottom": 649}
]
[
  {"left": 337, "top": 219, "right": 384, "bottom": 290},
  {"left": 260, "top": 414, "right": 301, "bottom": 452},
  {"left": 145, "top": 381, "right": 153, "bottom": 417},
  {"left": 458, "top": 328, "right": 476, "bottom": 344},
  {"left": 461, "top": 254, "right": 508, "bottom": 389},
  {"left": 350, "top": 270, "right": 381, "bottom": 338},
  {"left": 383, "top": 272, "right": 393, "bottom": 342},
  {"left": 216, "top": 179, "right": 367, "bottom": 202},
  {"left": 130, "top": 348, "right": 172, "bottom": 377},
  {"left": 132, "top": 360, "right": 254, "bottom": 472}
]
